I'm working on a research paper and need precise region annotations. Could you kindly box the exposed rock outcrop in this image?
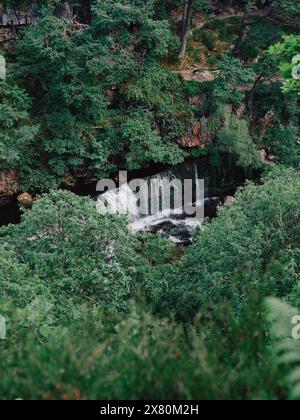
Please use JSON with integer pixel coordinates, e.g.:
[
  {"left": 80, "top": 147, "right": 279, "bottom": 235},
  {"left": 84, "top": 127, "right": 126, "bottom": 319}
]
[
  {"left": 17, "top": 192, "right": 33, "bottom": 207},
  {"left": 260, "top": 149, "right": 277, "bottom": 165},
  {"left": 174, "top": 68, "right": 218, "bottom": 82},
  {"left": 0, "top": 2, "right": 79, "bottom": 50},
  {"left": 0, "top": 170, "right": 20, "bottom": 207},
  {"left": 180, "top": 122, "right": 202, "bottom": 148},
  {"left": 53, "top": 2, "right": 73, "bottom": 21},
  {"left": 0, "top": 2, "right": 38, "bottom": 49},
  {"left": 179, "top": 117, "right": 209, "bottom": 149},
  {"left": 223, "top": 196, "right": 235, "bottom": 206}
]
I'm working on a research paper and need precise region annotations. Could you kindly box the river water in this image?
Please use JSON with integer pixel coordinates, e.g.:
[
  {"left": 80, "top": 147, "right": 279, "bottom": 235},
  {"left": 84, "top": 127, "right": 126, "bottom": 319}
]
[
  {"left": 92, "top": 157, "right": 248, "bottom": 245},
  {"left": 0, "top": 157, "right": 250, "bottom": 244}
]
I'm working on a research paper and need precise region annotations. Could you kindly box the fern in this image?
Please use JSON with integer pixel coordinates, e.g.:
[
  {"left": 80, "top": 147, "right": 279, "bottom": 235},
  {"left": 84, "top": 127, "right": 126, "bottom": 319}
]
[{"left": 266, "top": 298, "right": 300, "bottom": 400}]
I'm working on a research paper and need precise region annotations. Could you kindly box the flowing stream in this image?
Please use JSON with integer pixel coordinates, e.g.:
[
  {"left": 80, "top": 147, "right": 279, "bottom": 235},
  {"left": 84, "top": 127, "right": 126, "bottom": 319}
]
[
  {"left": 0, "top": 157, "right": 250, "bottom": 244},
  {"left": 97, "top": 157, "right": 247, "bottom": 245}
]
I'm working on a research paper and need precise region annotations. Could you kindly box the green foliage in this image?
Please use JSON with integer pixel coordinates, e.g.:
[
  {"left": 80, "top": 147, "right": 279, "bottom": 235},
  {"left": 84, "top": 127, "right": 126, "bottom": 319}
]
[
  {"left": 211, "top": 106, "right": 261, "bottom": 169},
  {"left": 273, "top": 0, "right": 300, "bottom": 17},
  {"left": 1, "top": 310, "right": 215, "bottom": 400},
  {"left": 0, "top": 296, "right": 284, "bottom": 400},
  {"left": 14, "top": 13, "right": 110, "bottom": 183},
  {"left": 0, "top": 1, "right": 297, "bottom": 190},
  {"left": 200, "top": 31, "right": 217, "bottom": 51},
  {"left": 204, "top": 18, "right": 238, "bottom": 43},
  {"left": 0, "top": 247, "right": 47, "bottom": 308},
  {"left": 265, "top": 124, "right": 299, "bottom": 167},
  {"left": 0, "top": 0, "right": 300, "bottom": 401},
  {"left": 0, "top": 79, "right": 38, "bottom": 170},
  {"left": 269, "top": 35, "right": 300, "bottom": 95},
  {"left": 121, "top": 111, "right": 186, "bottom": 170},
  {"left": 211, "top": 55, "right": 255, "bottom": 108},
  {"left": 158, "top": 167, "right": 300, "bottom": 321},
  {"left": 8, "top": 1, "right": 188, "bottom": 187},
  {"left": 0, "top": 168, "right": 298, "bottom": 400},
  {"left": 266, "top": 298, "right": 300, "bottom": 400},
  {"left": 0, "top": 191, "right": 138, "bottom": 316},
  {"left": 242, "top": 23, "right": 285, "bottom": 61}
]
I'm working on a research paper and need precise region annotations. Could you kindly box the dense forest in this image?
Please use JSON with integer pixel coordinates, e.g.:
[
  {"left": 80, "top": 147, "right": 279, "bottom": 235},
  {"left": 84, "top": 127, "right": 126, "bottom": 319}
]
[{"left": 0, "top": 0, "right": 299, "bottom": 400}]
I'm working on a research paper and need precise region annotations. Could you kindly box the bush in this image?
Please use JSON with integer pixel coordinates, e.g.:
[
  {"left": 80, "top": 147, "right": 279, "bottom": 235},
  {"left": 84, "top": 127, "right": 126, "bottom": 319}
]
[
  {"left": 201, "top": 31, "right": 218, "bottom": 51},
  {"left": 0, "top": 190, "right": 138, "bottom": 316},
  {"left": 158, "top": 167, "right": 300, "bottom": 320},
  {"left": 0, "top": 305, "right": 285, "bottom": 400},
  {"left": 0, "top": 169, "right": 297, "bottom": 400}
]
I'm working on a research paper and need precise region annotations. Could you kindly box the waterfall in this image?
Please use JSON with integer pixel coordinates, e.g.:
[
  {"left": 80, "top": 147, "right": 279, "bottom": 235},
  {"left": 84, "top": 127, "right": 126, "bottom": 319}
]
[
  {"left": 98, "top": 184, "right": 140, "bottom": 220},
  {"left": 94, "top": 155, "right": 247, "bottom": 245},
  {"left": 97, "top": 168, "right": 205, "bottom": 245}
]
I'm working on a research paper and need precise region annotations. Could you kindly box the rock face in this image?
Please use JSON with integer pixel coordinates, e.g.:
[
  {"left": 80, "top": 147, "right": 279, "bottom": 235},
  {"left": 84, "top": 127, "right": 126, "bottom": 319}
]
[
  {"left": 180, "top": 122, "right": 202, "bottom": 148},
  {"left": 223, "top": 196, "right": 235, "bottom": 206},
  {"left": 53, "top": 2, "right": 73, "bottom": 20},
  {"left": 0, "top": 170, "right": 20, "bottom": 207},
  {"left": 174, "top": 69, "right": 218, "bottom": 82},
  {"left": 179, "top": 117, "right": 209, "bottom": 149},
  {"left": 0, "top": 2, "right": 37, "bottom": 49}
]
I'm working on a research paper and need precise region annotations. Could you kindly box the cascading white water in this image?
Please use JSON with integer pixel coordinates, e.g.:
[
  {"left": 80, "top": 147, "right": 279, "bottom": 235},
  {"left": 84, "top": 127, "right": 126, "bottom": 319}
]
[
  {"left": 97, "top": 169, "right": 207, "bottom": 245},
  {"left": 99, "top": 184, "right": 140, "bottom": 221}
]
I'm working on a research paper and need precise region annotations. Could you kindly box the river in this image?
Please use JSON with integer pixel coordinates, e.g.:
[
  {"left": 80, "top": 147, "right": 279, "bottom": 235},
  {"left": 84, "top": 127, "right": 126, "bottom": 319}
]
[{"left": 0, "top": 157, "right": 256, "bottom": 244}]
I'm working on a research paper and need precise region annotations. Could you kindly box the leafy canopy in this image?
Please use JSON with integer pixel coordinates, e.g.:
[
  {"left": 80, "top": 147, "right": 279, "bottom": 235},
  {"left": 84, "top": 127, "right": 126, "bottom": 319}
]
[{"left": 269, "top": 35, "right": 300, "bottom": 96}]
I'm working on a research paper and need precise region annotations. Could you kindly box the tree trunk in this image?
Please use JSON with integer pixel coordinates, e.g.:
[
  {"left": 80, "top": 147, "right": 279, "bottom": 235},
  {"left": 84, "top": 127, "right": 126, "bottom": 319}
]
[
  {"left": 179, "top": 0, "right": 193, "bottom": 62},
  {"left": 214, "top": 0, "right": 224, "bottom": 15},
  {"left": 234, "top": 8, "right": 248, "bottom": 56},
  {"left": 246, "top": 73, "right": 264, "bottom": 115},
  {"left": 180, "top": 0, "right": 189, "bottom": 39}
]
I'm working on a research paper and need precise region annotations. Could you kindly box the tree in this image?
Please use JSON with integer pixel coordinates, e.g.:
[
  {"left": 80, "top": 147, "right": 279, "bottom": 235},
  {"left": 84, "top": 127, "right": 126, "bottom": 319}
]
[
  {"left": 233, "top": 0, "right": 299, "bottom": 56},
  {"left": 11, "top": 1, "right": 189, "bottom": 188},
  {"left": 0, "top": 79, "right": 38, "bottom": 171},
  {"left": 233, "top": 0, "right": 258, "bottom": 56},
  {"left": 216, "top": 109, "right": 261, "bottom": 169},
  {"left": 0, "top": 190, "right": 138, "bottom": 315},
  {"left": 178, "top": 0, "right": 210, "bottom": 61},
  {"left": 159, "top": 167, "right": 300, "bottom": 320},
  {"left": 269, "top": 35, "right": 300, "bottom": 96},
  {"left": 211, "top": 55, "right": 255, "bottom": 108}
]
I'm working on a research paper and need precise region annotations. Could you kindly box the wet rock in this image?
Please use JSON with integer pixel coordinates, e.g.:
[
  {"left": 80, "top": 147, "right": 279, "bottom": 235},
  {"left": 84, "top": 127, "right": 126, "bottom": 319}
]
[
  {"left": 17, "top": 192, "right": 33, "bottom": 207},
  {"left": 161, "top": 222, "right": 194, "bottom": 245},
  {"left": 223, "top": 196, "right": 235, "bottom": 206},
  {"left": 204, "top": 197, "right": 222, "bottom": 218},
  {"left": 260, "top": 149, "right": 277, "bottom": 165}
]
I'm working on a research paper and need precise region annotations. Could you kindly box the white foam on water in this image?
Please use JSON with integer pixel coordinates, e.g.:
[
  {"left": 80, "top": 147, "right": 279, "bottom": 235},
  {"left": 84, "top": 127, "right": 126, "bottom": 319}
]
[
  {"left": 98, "top": 170, "right": 207, "bottom": 244},
  {"left": 100, "top": 184, "right": 140, "bottom": 221}
]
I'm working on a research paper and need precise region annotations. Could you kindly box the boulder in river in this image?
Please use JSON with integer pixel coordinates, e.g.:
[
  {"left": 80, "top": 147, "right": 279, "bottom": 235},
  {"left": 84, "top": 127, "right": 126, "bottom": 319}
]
[
  {"left": 17, "top": 192, "right": 33, "bottom": 207},
  {"left": 223, "top": 196, "right": 235, "bottom": 206}
]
